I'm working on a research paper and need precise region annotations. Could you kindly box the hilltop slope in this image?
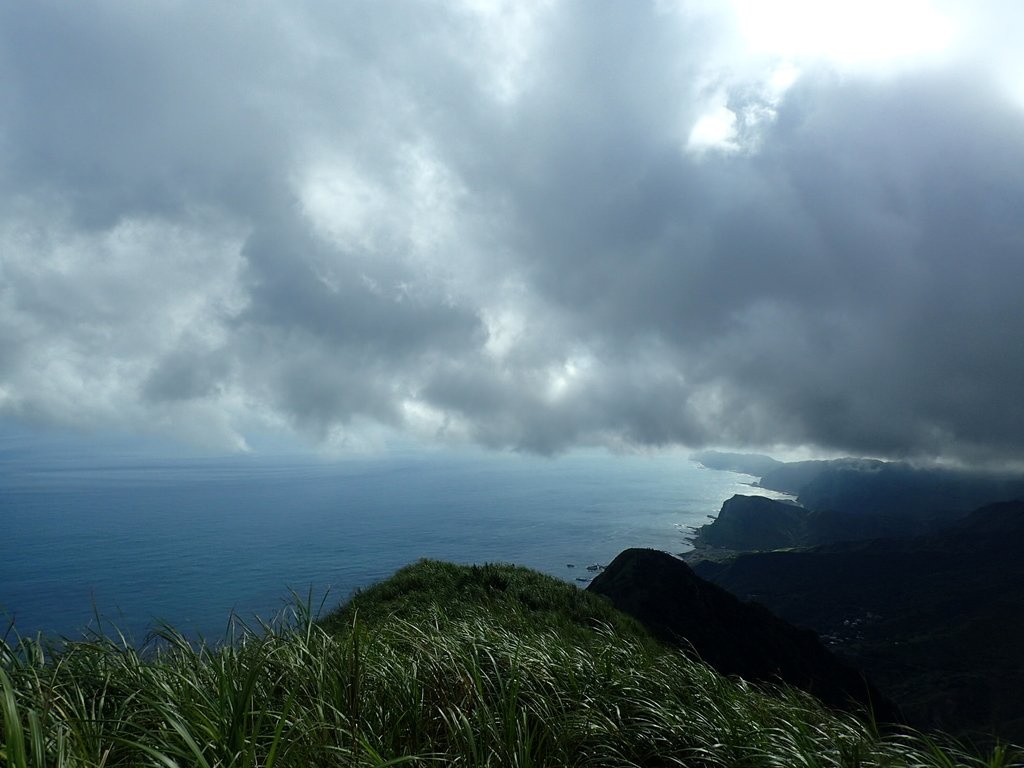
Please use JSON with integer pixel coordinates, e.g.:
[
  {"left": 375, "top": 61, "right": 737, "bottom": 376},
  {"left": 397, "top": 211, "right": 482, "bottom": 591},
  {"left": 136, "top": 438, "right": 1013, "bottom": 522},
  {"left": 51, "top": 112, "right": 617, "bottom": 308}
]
[{"left": 3, "top": 559, "right": 1020, "bottom": 765}]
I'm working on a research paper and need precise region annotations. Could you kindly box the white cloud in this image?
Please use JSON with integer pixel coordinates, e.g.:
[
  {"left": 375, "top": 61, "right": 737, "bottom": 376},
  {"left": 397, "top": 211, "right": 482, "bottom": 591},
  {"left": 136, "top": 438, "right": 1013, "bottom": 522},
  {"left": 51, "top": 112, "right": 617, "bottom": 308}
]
[
  {"left": 0, "top": 208, "right": 246, "bottom": 444},
  {"left": 688, "top": 103, "right": 740, "bottom": 153},
  {"left": 1, "top": 2, "right": 1023, "bottom": 463},
  {"left": 681, "top": 0, "right": 957, "bottom": 155},
  {"left": 731, "top": 0, "right": 955, "bottom": 71},
  {"left": 454, "top": 0, "right": 554, "bottom": 104}
]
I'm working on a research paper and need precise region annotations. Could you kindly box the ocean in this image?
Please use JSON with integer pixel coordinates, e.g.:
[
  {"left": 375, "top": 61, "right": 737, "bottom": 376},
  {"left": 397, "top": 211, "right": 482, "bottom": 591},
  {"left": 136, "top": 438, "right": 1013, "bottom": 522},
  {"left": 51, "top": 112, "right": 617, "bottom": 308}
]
[{"left": 1, "top": 445, "right": 767, "bottom": 644}]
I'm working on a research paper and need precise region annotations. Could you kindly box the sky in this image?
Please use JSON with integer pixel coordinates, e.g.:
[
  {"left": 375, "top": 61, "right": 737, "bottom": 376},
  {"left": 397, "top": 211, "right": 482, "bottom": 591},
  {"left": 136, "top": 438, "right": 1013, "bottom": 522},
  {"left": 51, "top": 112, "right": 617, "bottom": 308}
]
[{"left": 1, "top": 1, "right": 1023, "bottom": 465}]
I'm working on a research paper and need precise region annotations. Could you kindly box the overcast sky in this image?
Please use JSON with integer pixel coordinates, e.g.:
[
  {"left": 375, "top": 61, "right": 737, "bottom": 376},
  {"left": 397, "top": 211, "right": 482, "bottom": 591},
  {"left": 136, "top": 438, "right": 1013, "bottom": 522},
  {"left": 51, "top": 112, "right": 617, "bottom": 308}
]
[{"left": 1, "top": 1, "right": 1023, "bottom": 463}]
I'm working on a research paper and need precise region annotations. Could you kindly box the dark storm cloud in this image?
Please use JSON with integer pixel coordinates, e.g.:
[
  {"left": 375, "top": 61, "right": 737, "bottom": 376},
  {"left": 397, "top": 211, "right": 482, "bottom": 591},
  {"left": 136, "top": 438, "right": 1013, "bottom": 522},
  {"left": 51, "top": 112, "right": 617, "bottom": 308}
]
[
  {"left": 683, "top": 73, "right": 1024, "bottom": 460},
  {"left": 2, "top": 1, "right": 1023, "bottom": 462}
]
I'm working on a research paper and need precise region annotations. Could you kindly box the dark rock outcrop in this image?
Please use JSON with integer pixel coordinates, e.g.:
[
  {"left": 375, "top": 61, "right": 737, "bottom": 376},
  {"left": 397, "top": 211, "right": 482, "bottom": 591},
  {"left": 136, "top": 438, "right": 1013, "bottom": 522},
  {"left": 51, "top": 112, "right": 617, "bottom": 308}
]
[
  {"left": 695, "top": 494, "right": 806, "bottom": 551},
  {"left": 587, "top": 548, "right": 899, "bottom": 723}
]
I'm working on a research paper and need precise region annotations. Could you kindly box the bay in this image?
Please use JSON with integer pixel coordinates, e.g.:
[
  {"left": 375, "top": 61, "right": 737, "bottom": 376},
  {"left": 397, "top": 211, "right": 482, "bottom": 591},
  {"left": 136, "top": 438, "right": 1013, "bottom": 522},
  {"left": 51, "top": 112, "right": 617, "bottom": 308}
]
[{"left": 1, "top": 446, "right": 769, "bottom": 644}]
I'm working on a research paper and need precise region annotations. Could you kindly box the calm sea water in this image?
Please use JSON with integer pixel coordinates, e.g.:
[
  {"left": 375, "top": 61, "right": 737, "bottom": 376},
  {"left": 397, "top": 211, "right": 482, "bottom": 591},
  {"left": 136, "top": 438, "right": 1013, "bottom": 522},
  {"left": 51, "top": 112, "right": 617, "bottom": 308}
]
[{"left": 1, "top": 445, "right": 767, "bottom": 644}]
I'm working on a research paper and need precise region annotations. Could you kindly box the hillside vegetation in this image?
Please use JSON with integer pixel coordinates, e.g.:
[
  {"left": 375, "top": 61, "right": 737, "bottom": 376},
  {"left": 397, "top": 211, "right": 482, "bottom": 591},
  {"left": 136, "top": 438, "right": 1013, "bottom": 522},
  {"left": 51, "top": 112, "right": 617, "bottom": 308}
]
[{"left": 2, "top": 560, "right": 1020, "bottom": 767}]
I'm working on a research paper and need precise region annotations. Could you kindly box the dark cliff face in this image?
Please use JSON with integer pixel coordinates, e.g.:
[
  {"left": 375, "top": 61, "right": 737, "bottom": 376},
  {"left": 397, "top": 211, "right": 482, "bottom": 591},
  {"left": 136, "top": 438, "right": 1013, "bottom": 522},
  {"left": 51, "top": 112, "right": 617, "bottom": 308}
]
[
  {"left": 695, "top": 494, "right": 806, "bottom": 550},
  {"left": 587, "top": 548, "right": 899, "bottom": 724}
]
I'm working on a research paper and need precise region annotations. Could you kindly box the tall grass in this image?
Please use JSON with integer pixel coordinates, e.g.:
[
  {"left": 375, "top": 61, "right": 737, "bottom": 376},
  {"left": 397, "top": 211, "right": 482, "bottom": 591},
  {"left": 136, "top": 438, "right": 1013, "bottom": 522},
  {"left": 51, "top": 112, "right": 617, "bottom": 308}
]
[{"left": 2, "top": 561, "right": 1020, "bottom": 767}]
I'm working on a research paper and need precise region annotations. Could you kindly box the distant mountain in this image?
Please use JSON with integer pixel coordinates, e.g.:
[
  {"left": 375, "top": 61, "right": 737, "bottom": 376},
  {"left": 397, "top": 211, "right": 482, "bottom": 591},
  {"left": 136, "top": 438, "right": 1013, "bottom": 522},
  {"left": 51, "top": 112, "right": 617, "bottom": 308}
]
[
  {"left": 587, "top": 548, "right": 898, "bottom": 723},
  {"left": 695, "top": 452, "right": 1024, "bottom": 523},
  {"left": 691, "top": 450, "right": 784, "bottom": 477},
  {"left": 755, "top": 458, "right": 882, "bottom": 497},
  {"left": 691, "top": 501, "right": 1024, "bottom": 743},
  {"left": 758, "top": 459, "right": 1024, "bottom": 520},
  {"left": 689, "top": 456, "right": 1024, "bottom": 554}
]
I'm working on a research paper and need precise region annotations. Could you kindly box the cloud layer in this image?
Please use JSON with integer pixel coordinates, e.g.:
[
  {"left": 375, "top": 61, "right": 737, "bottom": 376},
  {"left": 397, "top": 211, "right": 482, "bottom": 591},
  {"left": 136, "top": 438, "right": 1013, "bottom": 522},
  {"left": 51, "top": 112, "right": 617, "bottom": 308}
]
[{"left": 2, "top": 1, "right": 1023, "bottom": 462}]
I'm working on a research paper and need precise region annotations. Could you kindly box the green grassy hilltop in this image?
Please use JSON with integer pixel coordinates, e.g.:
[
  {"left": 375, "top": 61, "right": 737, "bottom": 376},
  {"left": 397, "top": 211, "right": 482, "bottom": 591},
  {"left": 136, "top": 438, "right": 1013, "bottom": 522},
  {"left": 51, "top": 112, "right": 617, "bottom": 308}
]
[{"left": 2, "top": 560, "right": 1020, "bottom": 767}]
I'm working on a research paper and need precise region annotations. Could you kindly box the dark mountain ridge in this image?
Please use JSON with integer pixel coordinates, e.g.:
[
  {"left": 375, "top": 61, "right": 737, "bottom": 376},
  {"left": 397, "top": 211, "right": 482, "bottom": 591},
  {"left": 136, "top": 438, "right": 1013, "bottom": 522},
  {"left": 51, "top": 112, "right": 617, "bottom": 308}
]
[
  {"left": 587, "top": 548, "right": 899, "bottom": 723},
  {"left": 691, "top": 500, "right": 1024, "bottom": 743}
]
